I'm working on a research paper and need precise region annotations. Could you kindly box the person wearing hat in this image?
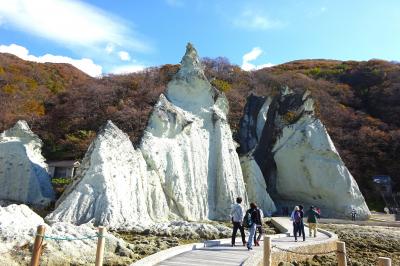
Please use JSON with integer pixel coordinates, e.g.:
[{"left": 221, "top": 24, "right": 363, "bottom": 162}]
[{"left": 306, "top": 206, "right": 320, "bottom": 237}]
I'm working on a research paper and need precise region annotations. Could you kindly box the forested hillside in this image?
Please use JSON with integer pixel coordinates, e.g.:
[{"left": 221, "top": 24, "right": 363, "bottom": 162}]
[{"left": 1, "top": 53, "right": 399, "bottom": 208}]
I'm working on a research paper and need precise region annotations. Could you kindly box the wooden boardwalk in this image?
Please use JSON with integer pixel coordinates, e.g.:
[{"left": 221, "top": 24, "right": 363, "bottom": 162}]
[
  {"left": 134, "top": 218, "right": 334, "bottom": 266},
  {"left": 156, "top": 244, "right": 251, "bottom": 266},
  {"left": 155, "top": 219, "right": 330, "bottom": 266}
]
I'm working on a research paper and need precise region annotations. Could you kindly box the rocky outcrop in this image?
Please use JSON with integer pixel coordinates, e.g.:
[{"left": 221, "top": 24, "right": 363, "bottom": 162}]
[
  {"left": 141, "top": 43, "right": 247, "bottom": 221},
  {"left": 240, "top": 155, "right": 276, "bottom": 214},
  {"left": 48, "top": 44, "right": 249, "bottom": 228},
  {"left": 0, "top": 204, "right": 136, "bottom": 265},
  {"left": 46, "top": 121, "right": 169, "bottom": 228},
  {"left": 239, "top": 88, "right": 370, "bottom": 219},
  {"left": 0, "top": 121, "right": 54, "bottom": 207}
]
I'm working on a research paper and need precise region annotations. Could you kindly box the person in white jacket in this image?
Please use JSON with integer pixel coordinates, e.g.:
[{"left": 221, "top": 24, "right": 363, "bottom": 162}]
[{"left": 230, "top": 197, "right": 246, "bottom": 247}]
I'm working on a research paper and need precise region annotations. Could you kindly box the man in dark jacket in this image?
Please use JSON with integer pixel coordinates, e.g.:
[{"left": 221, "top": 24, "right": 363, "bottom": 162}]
[
  {"left": 297, "top": 205, "right": 305, "bottom": 241},
  {"left": 245, "top": 202, "right": 261, "bottom": 250},
  {"left": 307, "top": 206, "right": 320, "bottom": 237}
]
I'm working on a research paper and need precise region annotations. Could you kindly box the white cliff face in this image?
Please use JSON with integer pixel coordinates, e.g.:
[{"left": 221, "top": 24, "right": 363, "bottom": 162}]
[
  {"left": 0, "top": 121, "right": 54, "bottom": 207},
  {"left": 46, "top": 121, "right": 169, "bottom": 229},
  {"left": 245, "top": 89, "right": 370, "bottom": 219},
  {"left": 141, "top": 43, "right": 247, "bottom": 221},
  {"left": 48, "top": 44, "right": 249, "bottom": 227},
  {"left": 0, "top": 204, "right": 135, "bottom": 265},
  {"left": 272, "top": 115, "right": 370, "bottom": 219},
  {"left": 240, "top": 155, "right": 276, "bottom": 215}
]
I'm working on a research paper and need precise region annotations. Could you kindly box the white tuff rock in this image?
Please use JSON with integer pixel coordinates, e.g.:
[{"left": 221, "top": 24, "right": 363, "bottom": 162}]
[
  {"left": 48, "top": 43, "right": 249, "bottom": 228},
  {"left": 249, "top": 90, "right": 370, "bottom": 219},
  {"left": 141, "top": 43, "right": 247, "bottom": 221},
  {"left": 273, "top": 114, "right": 370, "bottom": 219},
  {"left": 46, "top": 121, "right": 169, "bottom": 228},
  {"left": 0, "top": 121, "right": 54, "bottom": 207},
  {"left": 0, "top": 204, "right": 135, "bottom": 265},
  {"left": 240, "top": 155, "right": 276, "bottom": 215}
]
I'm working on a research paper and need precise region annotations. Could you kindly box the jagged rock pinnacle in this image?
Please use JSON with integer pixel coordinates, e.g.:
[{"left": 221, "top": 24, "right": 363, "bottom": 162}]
[{"left": 177, "top": 43, "right": 206, "bottom": 79}]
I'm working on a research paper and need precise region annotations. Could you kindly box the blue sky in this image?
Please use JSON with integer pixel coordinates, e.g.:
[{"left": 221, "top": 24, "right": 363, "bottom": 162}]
[{"left": 0, "top": 0, "right": 399, "bottom": 76}]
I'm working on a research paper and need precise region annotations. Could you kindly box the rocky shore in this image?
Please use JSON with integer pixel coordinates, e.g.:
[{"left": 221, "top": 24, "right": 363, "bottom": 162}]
[{"left": 285, "top": 223, "right": 400, "bottom": 266}]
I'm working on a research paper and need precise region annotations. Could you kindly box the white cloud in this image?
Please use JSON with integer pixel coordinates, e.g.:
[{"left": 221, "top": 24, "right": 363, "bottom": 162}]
[
  {"left": 0, "top": 43, "right": 102, "bottom": 77},
  {"left": 0, "top": 0, "right": 150, "bottom": 54},
  {"left": 105, "top": 43, "right": 114, "bottom": 54},
  {"left": 166, "top": 0, "right": 184, "bottom": 7},
  {"left": 118, "top": 51, "right": 131, "bottom": 61},
  {"left": 233, "top": 9, "right": 282, "bottom": 30},
  {"left": 241, "top": 47, "right": 274, "bottom": 71},
  {"left": 109, "top": 64, "right": 145, "bottom": 75}
]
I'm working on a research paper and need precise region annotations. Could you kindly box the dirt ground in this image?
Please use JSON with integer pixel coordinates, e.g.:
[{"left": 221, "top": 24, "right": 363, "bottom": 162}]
[{"left": 289, "top": 223, "right": 400, "bottom": 266}]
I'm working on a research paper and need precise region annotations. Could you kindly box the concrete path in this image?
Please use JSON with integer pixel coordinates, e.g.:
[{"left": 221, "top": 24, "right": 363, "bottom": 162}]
[{"left": 139, "top": 217, "right": 332, "bottom": 266}]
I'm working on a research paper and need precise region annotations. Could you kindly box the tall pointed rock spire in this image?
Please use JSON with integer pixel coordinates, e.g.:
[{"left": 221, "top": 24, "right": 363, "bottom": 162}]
[{"left": 176, "top": 42, "right": 206, "bottom": 80}]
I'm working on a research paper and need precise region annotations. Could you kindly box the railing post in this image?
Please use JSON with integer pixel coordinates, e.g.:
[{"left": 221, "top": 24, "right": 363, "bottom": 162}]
[
  {"left": 95, "top": 226, "right": 106, "bottom": 266},
  {"left": 337, "top": 241, "right": 347, "bottom": 266},
  {"left": 263, "top": 236, "right": 271, "bottom": 266},
  {"left": 30, "top": 225, "right": 46, "bottom": 266},
  {"left": 377, "top": 257, "right": 391, "bottom": 266}
]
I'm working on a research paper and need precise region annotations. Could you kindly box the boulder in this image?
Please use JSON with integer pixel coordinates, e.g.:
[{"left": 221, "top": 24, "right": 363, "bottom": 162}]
[
  {"left": 0, "top": 121, "right": 54, "bottom": 207},
  {"left": 0, "top": 204, "right": 134, "bottom": 265},
  {"left": 46, "top": 121, "right": 168, "bottom": 229}
]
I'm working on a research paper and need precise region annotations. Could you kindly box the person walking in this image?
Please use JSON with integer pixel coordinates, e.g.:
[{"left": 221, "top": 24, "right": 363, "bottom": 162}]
[
  {"left": 244, "top": 202, "right": 261, "bottom": 250},
  {"left": 351, "top": 208, "right": 357, "bottom": 221},
  {"left": 290, "top": 206, "right": 302, "bottom": 241},
  {"left": 230, "top": 197, "right": 246, "bottom": 247},
  {"left": 254, "top": 207, "right": 264, "bottom": 246},
  {"left": 307, "top": 206, "right": 320, "bottom": 237},
  {"left": 297, "top": 205, "right": 305, "bottom": 241}
]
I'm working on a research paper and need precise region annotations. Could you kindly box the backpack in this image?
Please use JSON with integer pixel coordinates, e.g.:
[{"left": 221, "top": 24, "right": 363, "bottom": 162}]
[
  {"left": 294, "top": 211, "right": 302, "bottom": 223},
  {"left": 243, "top": 209, "right": 254, "bottom": 227}
]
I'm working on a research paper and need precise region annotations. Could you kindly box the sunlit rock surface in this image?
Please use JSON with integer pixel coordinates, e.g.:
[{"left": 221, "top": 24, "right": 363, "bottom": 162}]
[
  {"left": 0, "top": 121, "right": 54, "bottom": 207},
  {"left": 240, "top": 89, "right": 370, "bottom": 219},
  {"left": 240, "top": 155, "right": 276, "bottom": 215},
  {"left": 0, "top": 204, "right": 134, "bottom": 265},
  {"left": 49, "top": 44, "right": 249, "bottom": 228},
  {"left": 46, "top": 121, "right": 169, "bottom": 228},
  {"left": 141, "top": 43, "right": 247, "bottom": 221}
]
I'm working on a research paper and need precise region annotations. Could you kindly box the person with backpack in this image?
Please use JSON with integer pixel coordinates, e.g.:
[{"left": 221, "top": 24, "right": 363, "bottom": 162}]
[
  {"left": 230, "top": 197, "right": 246, "bottom": 247},
  {"left": 290, "top": 206, "right": 302, "bottom": 242},
  {"left": 244, "top": 202, "right": 261, "bottom": 250},
  {"left": 297, "top": 205, "right": 305, "bottom": 241},
  {"left": 254, "top": 207, "right": 264, "bottom": 246},
  {"left": 307, "top": 206, "right": 320, "bottom": 237}
]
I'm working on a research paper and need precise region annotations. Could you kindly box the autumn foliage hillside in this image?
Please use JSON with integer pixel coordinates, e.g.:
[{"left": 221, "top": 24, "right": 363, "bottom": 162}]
[{"left": 0, "top": 53, "right": 399, "bottom": 208}]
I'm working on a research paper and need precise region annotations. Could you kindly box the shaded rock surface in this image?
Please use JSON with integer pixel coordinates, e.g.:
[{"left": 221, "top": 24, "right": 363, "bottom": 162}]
[
  {"left": 240, "top": 154, "right": 276, "bottom": 214},
  {"left": 239, "top": 88, "right": 370, "bottom": 219},
  {"left": 0, "top": 121, "right": 54, "bottom": 207}
]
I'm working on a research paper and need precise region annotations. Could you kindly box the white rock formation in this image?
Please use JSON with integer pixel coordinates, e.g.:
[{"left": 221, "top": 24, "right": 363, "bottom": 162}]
[
  {"left": 141, "top": 43, "right": 247, "bottom": 221},
  {"left": 46, "top": 121, "right": 169, "bottom": 228},
  {"left": 48, "top": 43, "right": 250, "bottom": 228},
  {"left": 240, "top": 155, "right": 276, "bottom": 215},
  {"left": 247, "top": 89, "right": 370, "bottom": 219},
  {"left": 272, "top": 113, "right": 370, "bottom": 219},
  {"left": 0, "top": 204, "right": 134, "bottom": 265},
  {"left": 0, "top": 121, "right": 54, "bottom": 207}
]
